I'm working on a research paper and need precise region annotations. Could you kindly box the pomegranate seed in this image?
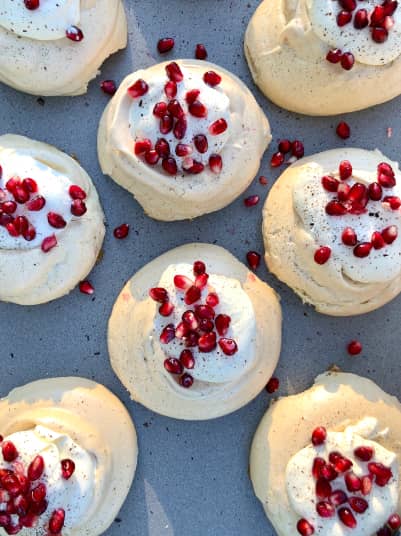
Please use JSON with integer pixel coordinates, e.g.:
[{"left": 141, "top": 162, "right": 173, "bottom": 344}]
[
  {"left": 22, "top": 178, "right": 37, "bottom": 193},
  {"left": 329, "top": 490, "right": 348, "bottom": 507},
  {"left": 338, "top": 507, "right": 357, "bottom": 529},
  {"left": 203, "top": 71, "right": 222, "bottom": 86},
  {"left": 184, "top": 285, "right": 201, "bottom": 305},
  {"left": 378, "top": 174, "right": 396, "bottom": 190},
  {"left": 165, "top": 62, "right": 183, "bottom": 82},
  {"left": 13, "top": 495, "right": 28, "bottom": 516},
  {"left": 348, "top": 183, "right": 367, "bottom": 204},
  {"left": 326, "top": 49, "right": 342, "bottom": 63},
  {"left": 49, "top": 509, "right": 65, "bottom": 534},
  {"left": 0, "top": 515, "right": 11, "bottom": 528},
  {"left": 160, "top": 324, "right": 175, "bottom": 344},
  {"left": 180, "top": 350, "right": 195, "bottom": 369},
  {"left": 266, "top": 377, "right": 280, "bottom": 393},
  {"left": 339, "top": 0, "right": 356, "bottom": 10},
  {"left": 134, "top": 139, "right": 152, "bottom": 156},
  {"left": 321, "top": 175, "right": 339, "bottom": 192},
  {"left": 369, "top": 182, "right": 383, "bottom": 201},
  {"left": 326, "top": 200, "right": 347, "bottom": 215},
  {"left": 186, "top": 89, "right": 200, "bottom": 105},
  {"left": 372, "top": 231, "right": 385, "bottom": 249},
  {"left": 182, "top": 310, "right": 199, "bottom": 330},
  {"left": 69, "top": 185, "right": 86, "bottom": 200},
  {"left": 2, "top": 442, "right": 18, "bottom": 462},
  {"left": 61, "top": 459, "right": 75, "bottom": 480},
  {"left": 187, "top": 160, "right": 205, "bottom": 174},
  {"left": 209, "top": 154, "right": 223, "bottom": 173},
  {"left": 100, "top": 79, "right": 117, "bottom": 96},
  {"left": 13, "top": 186, "right": 29, "bottom": 204},
  {"left": 179, "top": 373, "right": 194, "bottom": 388},
  {"left": 368, "top": 462, "right": 393, "bottom": 485},
  {"left": 312, "top": 457, "right": 326, "bottom": 479},
  {"left": 1, "top": 201, "right": 17, "bottom": 214},
  {"left": 192, "top": 261, "right": 206, "bottom": 276},
  {"left": 157, "top": 37, "right": 174, "bottom": 53},
  {"left": 246, "top": 251, "right": 261, "bottom": 270},
  {"left": 23, "top": 225, "right": 36, "bottom": 242},
  {"left": 25, "top": 195, "right": 45, "bottom": 211},
  {"left": 149, "top": 287, "right": 168, "bottom": 302},
  {"left": 6, "top": 222, "right": 19, "bottom": 237},
  {"left": 174, "top": 118, "right": 187, "bottom": 140},
  {"left": 278, "top": 139, "right": 291, "bottom": 153},
  {"left": 189, "top": 100, "right": 208, "bottom": 118},
  {"left": 316, "top": 478, "right": 332, "bottom": 498},
  {"left": 164, "top": 358, "right": 183, "bottom": 375},
  {"left": 337, "top": 11, "right": 352, "bottom": 26},
  {"left": 159, "top": 302, "right": 174, "bottom": 316},
  {"left": 66, "top": 25, "right": 83, "bottom": 41},
  {"left": 27, "top": 456, "right": 44, "bottom": 481},
  {"left": 314, "top": 246, "right": 331, "bottom": 264},
  {"left": 388, "top": 514, "right": 401, "bottom": 530},
  {"left": 79, "top": 281, "right": 94, "bottom": 295},
  {"left": 345, "top": 471, "right": 362, "bottom": 492},
  {"left": 218, "top": 338, "right": 238, "bottom": 356},
  {"left": 113, "top": 223, "right": 129, "bottom": 239},
  {"left": 71, "top": 199, "right": 87, "bottom": 216},
  {"left": 339, "top": 160, "right": 352, "bottom": 180},
  {"left": 195, "top": 273, "right": 209, "bottom": 289},
  {"left": 5, "top": 178, "right": 19, "bottom": 193},
  {"left": 174, "top": 275, "right": 193, "bottom": 290},
  {"left": 215, "top": 314, "right": 231, "bottom": 336},
  {"left": 159, "top": 115, "right": 173, "bottom": 136},
  {"left": 167, "top": 99, "right": 184, "bottom": 119},
  {"left": 312, "top": 427, "right": 327, "bottom": 446},
  {"left": 372, "top": 26, "right": 388, "bottom": 42},
  {"left": 371, "top": 4, "right": 386, "bottom": 24},
  {"left": 377, "top": 527, "right": 392, "bottom": 536},
  {"left": 337, "top": 183, "right": 350, "bottom": 201},
  {"left": 198, "top": 332, "right": 217, "bottom": 352},
  {"left": 316, "top": 500, "right": 335, "bottom": 518},
  {"left": 175, "top": 143, "right": 191, "bottom": 157},
  {"left": 162, "top": 157, "right": 178, "bottom": 175},
  {"left": 270, "top": 151, "right": 284, "bottom": 167},
  {"left": 206, "top": 292, "right": 219, "bottom": 308},
  {"left": 193, "top": 134, "right": 208, "bottom": 154},
  {"left": 209, "top": 118, "right": 228, "bottom": 136},
  {"left": 382, "top": 225, "right": 398, "bottom": 244},
  {"left": 24, "top": 0, "right": 39, "bottom": 8},
  {"left": 14, "top": 216, "right": 28, "bottom": 235},
  {"left": 354, "top": 8, "right": 369, "bottom": 28},
  {"left": 144, "top": 150, "right": 159, "bottom": 165},
  {"left": 19, "top": 514, "right": 37, "bottom": 528},
  {"left": 1, "top": 473, "right": 21, "bottom": 495},
  {"left": 291, "top": 140, "right": 304, "bottom": 158},
  {"left": 153, "top": 102, "right": 168, "bottom": 118},
  {"left": 127, "top": 79, "right": 149, "bottom": 99},
  {"left": 336, "top": 121, "right": 351, "bottom": 138},
  {"left": 244, "top": 195, "right": 259, "bottom": 207},
  {"left": 297, "top": 519, "right": 314, "bottom": 535},
  {"left": 361, "top": 475, "right": 373, "bottom": 495},
  {"left": 334, "top": 457, "right": 353, "bottom": 473},
  {"left": 30, "top": 499, "right": 48, "bottom": 516},
  {"left": 342, "top": 227, "right": 357, "bottom": 246},
  {"left": 383, "top": 195, "right": 401, "bottom": 209},
  {"left": 47, "top": 212, "right": 66, "bottom": 229},
  {"left": 175, "top": 321, "right": 190, "bottom": 339},
  {"left": 378, "top": 162, "right": 396, "bottom": 183},
  {"left": 349, "top": 496, "right": 368, "bottom": 514},
  {"left": 195, "top": 43, "right": 207, "bottom": 59},
  {"left": 353, "top": 242, "right": 372, "bottom": 258}
]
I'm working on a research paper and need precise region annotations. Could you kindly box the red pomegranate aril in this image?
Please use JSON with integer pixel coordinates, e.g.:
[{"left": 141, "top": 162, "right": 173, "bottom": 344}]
[
  {"left": 218, "top": 338, "right": 238, "bottom": 356},
  {"left": 354, "top": 8, "right": 369, "bottom": 28},
  {"left": 278, "top": 139, "right": 291, "bottom": 153},
  {"left": 383, "top": 0, "right": 398, "bottom": 16},
  {"left": 336, "top": 121, "right": 351, "bottom": 138},
  {"left": 100, "top": 79, "right": 117, "bottom": 96},
  {"left": 27, "top": 456, "right": 44, "bottom": 481},
  {"left": 247, "top": 251, "right": 261, "bottom": 270},
  {"left": 291, "top": 140, "right": 304, "bottom": 159},
  {"left": 361, "top": 475, "right": 372, "bottom": 495},
  {"left": 194, "top": 304, "right": 214, "bottom": 319},
  {"left": 184, "top": 285, "right": 201, "bottom": 305},
  {"left": 339, "top": 0, "right": 356, "bottom": 10},
  {"left": 368, "top": 462, "right": 393, "bottom": 485},
  {"left": 314, "top": 246, "right": 331, "bottom": 264},
  {"left": 334, "top": 457, "right": 353, "bottom": 473},
  {"left": 382, "top": 225, "right": 398, "bottom": 244},
  {"left": 5, "top": 178, "right": 19, "bottom": 193},
  {"left": 193, "top": 261, "right": 206, "bottom": 276},
  {"left": 195, "top": 43, "right": 207, "bottom": 59},
  {"left": 153, "top": 139, "right": 170, "bottom": 159},
  {"left": 23, "top": 225, "right": 36, "bottom": 242},
  {"left": 337, "top": 183, "right": 350, "bottom": 201},
  {"left": 1, "top": 474, "right": 21, "bottom": 496},
  {"left": 49, "top": 509, "right": 65, "bottom": 534},
  {"left": 189, "top": 100, "right": 208, "bottom": 118},
  {"left": 24, "top": 0, "right": 39, "bottom": 9},
  {"left": 312, "top": 457, "right": 326, "bottom": 479},
  {"left": 2, "top": 442, "right": 18, "bottom": 462},
  {"left": 316, "top": 501, "right": 335, "bottom": 518},
  {"left": 244, "top": 195, "right": 259, "bottom": 207},
  {"left": 175, "top": 321, "right": 190, "bottom": 339},
  {"left": 209, "top": 118, "right": 228, "bottom": 136},
  {"left": 179, "top": 373, "right": 194, "bottom": 388},
  {"left": 47, "top": 212, "right": 66, "bottom": 229},
  {"left": 347, "top": 340, "right": 362, "bottom": 356},
  {"left": 71, "top": 199, "right": 87, "bottom": 216},
  {"left": 26, "top": 195, "right": 46, "bottom": 211},
  {"left": 192, "top": 134, "right": 208, "bottom": 154},
  {"left": 369, "top": 182, "right": 383, "bottom": 201},
  {"left": 330, "top": 453, "right": 342, "bottom": 465},
  {"left": 297, "top": 519, "right": 315, "bottom": 536},
  {"left": 6, "top": 222, "right": 19, "bottom": 237},
  {"left": 339, "top": 160, "right": 352, "bottom": 180},
  {"left": 13, "top": 495, "right": 28, "bottom": 516},
  {"left": 198, "top": 332, "right": 217, "bottom": 352},
  {"left": 159, "top": 114, "right": 173, "bottom": 135},
  {"left": 13, "top": 186, "right": 29, "bottom": 204},
  {"left": 157, "top": 37, "right": 174, "bottom": 53},
  {"left": 30, "top": 499, "right": 48, "bottom": 516},
  {"left": 60, "top": 459, "right": 75, "bottom": 480},
  {"left": 187, "top": 160, "right": 205, "bottom": 174},
  {"left": 69, "top": 185, "right": 86, "bottom": 200},
  {"left": 383, "top": 195, "right": 401, "bottom": 209},
  {"left": 345, "top": 472, "right": 362, "bottom": 492},
  {"left": 66, "top": 25, "right": 83, "bottom": 41},
  {"left": 174, "top": 118, "right": 187, "bottom": 140},
  {"left": 378, "top": 174, "right": 396, "bottom": 188},
  {"left": 175, "top": 143, "right": 192, "bottom": 157},
  {"left": 186, "top": 89, "right": 200, "bottom": 105},
  {"left": 316, "top": 478, "right": 332, "bottom": 498},
  {"left": 338, "top": 507, "right": 357, "bottom": 529},
  {"left": 371, "top": 5, "right": 386, "bottom": 24},
  {"left": 353, "top": 242, "right": 372, "bottom": 258},
  {"left": 127, "top": 79, "right": 149, "bottom": 98},
  {"left": 19, "top": 514, "right": 37, "bottom": 529},
  {"left": 312, "top": 427, "right": 327, "bottom": 446},
  {"left": 162, "top": 157, "right": 178, "bottom": 175},
  {"left": 329, "top": 490, "right": 348, "bottom": 507},
  {"left": 326, "top": 48, "right": 343, "bottom": 63},
  {"left": 159, "top": 302, "right": 174, "bottom": 317},
  {"left": 22, "top": 178, "right": 37, "bottom": 193},
  {"left": 209, "top": 154, "right": 223, "bottom": 173},
  {"left": 180, "top": 350, "right": 195, "bottom": 369},
  {"left": 322, "top": 175, "right": 339, "bottom": 192},
  {"left": 165, "top": 62, "right": 183, "bottom": 82},
  {"left": 1, "top": 201, "right": 17, "bottom": 214},
  {"left": 167, "top": 99, "right": 184, "bottom": 119},
  {"left": 78, "top": 281, "right": 94, "bottom": 295},
  {"left": 41, "top": 235, "right": 57, "bottom": 253},
  {"left": 326, "top": 200, "right": 347, "bottom": 215},
  {"left": 0, "top": 515, "right": 11, "bottom": 528},
  {"left": 372, "top": 231, "right": 385, "bottom": 249},
  {"left": 378, "top": 161, "right": 395, "bottom": 175},
  {"left": 337, "top": 10, "right": 352, "bottom": 26},
  {"left": 113, "top": 223, "right": 130, "bottom": 239},
  {"left": 195, "top": 317, "right": 212, "bottom": 332},
  {"left": 266, "top": 377, "right": 279, "bottom": 393},
  {"left": 134, "top": 139, "right": 152, "bottom": 156},
  {"left": 388, "top": 513, "right": 401, "bottom": 530},
  {"left": 160, "top": 324, "right": 175, "bottom": 344},
  {"left": 348, "top": 183, "right": 367, "bottom": 203},
  {"left": 174, "top": 275, "right": 193, "bottom": 290},
  {"left": 349, "top": 497, "right": 369, "bottom": 514},
  {"left": 153, "top": 102, "right": 168, "bottom": 118},
  {"left": 215, "top": 314, "right": 231, "bottom": 336},
  {"left": 149, "top": 287, "right": 168, "bottom": 303},
  {"left": 164, "top": 358, "right": 183, "bottom": 375},
  {"left": 203, "top": 71, "right": 222, "bottom": 86},
  {"left": 342, "top": 227, "right": 357, "bottom": 246},
  {"left": 206, "top": 292, "right": 219, "bottom": 307},
  {"left": 270, "top": 151, "right": 284, "bottom": 167},
  {"left": 182, "top": 310, "right": 199, "bottom": 330},
  {"left": 377, "top": 527, "right": 392, "bottom": 536},
  {"left": 321, "top": 463, "right": 338, "bottom": 482},
  {"left": 341, "top": 52, "right": 355, "bottom": 70},
  {"left": 144, "top": 150, "right": 159, "bottom": 165}
]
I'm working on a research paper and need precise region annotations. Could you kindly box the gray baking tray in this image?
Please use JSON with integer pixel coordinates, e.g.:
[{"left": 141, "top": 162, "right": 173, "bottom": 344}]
[{"left": 0, "top": 1, "right": 400, "bottom": 535}]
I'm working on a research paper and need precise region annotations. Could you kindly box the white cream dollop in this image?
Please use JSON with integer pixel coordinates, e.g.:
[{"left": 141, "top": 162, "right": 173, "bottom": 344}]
[
  {"left": 1, "top": 424, "right": 95, "bottom": 531},
  {"left": 0, "top": 0, "right": 80, "bottom": 41},
  {"left": 154, "top": 263, "right": 256, "bottom": 383},
  {"left": 129, "top": 67, "right": 231, "bottom": 166},
  {"left": 293, "top": 163, "right": 401, "bottom": 284},
  {"left": 307, "top": 0, "right": 401, "bottom": 65},
  {"left": 285, "top": 419, "right": 399, "bottom": 536},
  {"left": 0, "top": 151, "right": 74, "bottom": 250}
]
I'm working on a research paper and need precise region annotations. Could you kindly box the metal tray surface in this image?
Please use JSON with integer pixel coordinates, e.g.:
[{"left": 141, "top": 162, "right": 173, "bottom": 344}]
[{"left": 0, "top": 1, "right": 400, "bottom": 535}]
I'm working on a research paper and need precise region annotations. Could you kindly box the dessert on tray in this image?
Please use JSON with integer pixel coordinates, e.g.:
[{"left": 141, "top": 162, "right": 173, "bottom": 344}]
[
  {"left": 108, "top": 243, "right": 282, "bottom": 420},
  {"left": 98, "top": 59, "right": 271, "bottom": 221}
]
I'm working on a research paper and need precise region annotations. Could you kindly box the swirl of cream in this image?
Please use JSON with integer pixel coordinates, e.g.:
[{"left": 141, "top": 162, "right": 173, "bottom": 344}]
[{"left": 108, "top": 243, "right": 282, "bottom": 420}]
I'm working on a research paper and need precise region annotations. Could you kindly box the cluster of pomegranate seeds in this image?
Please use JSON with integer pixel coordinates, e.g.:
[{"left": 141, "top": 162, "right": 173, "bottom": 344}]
[
  {"left": 265, "top": 377, "right": 280, "bottom": 394},
  {"left": 271, "top": 139, "right": 304, "bottom": 168},
  {"left": 149, "top": 261, "right": 238, "bottom": 388},
  {"left": 100, "top": 80, "right": 117, "bottom": 96},
  {"left": 326, "top": 49, "right": 355, "bottom": 70},
  {"left": 0, "top": 167, "right": 87, "bottom": 254},
  {"left": 347, "top": 340, "right": 363, "bottom": 355},
  {"left": 129, "top": 62, "right": 227, "bottom": 176},
  {"left": 336, "top": 121, "right": 351, "bottom": 139},
  {"left": 113, "top": 223, "right": 130, "bottom": 239},
  {"left": 314, "top": 160, "right": 399, "bottom": 264},
  {"left": 0, "top": 438, "right": 75, "bottom": 534},
  {"left": 195, "top": 44, "right": 208, "bottom": 60},
  {"left": 157, "top": 37, "right": 175, "bottom": 53},
  {"left": 296, "top": 426, "right": 396, "bottom": 534}
]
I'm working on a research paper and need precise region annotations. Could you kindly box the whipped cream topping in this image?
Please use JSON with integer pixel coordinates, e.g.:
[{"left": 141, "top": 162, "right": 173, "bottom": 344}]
[
  {"left": 1, "top": 424, "right": 95, "bottom": 531},
  {"left": 154, "top": 263, "right": 256, "bottom": 383},
  {"left": 293, "top": 162, "right": 401, "bottom": 283},
  {"left": 0, "top": 0, "right": 80, "bottom": 41},
  {"left": 286, "top": 419, "right": 399, "bottom": 536},
  {"left": 129, "top": 66, "right": 230, "bottom": 167},
  {"left": 307, "top": 0, "right": 401, "bottom": 65}
]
